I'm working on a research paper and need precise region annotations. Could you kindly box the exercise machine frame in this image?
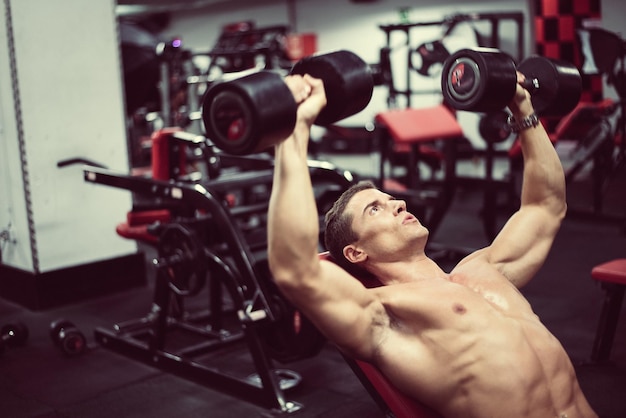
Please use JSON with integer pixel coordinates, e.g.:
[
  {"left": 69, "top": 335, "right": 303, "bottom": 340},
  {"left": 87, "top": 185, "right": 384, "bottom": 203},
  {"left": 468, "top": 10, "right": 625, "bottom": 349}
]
[{"left": 83, "top": 158, "right": 353, "bottom": 414}]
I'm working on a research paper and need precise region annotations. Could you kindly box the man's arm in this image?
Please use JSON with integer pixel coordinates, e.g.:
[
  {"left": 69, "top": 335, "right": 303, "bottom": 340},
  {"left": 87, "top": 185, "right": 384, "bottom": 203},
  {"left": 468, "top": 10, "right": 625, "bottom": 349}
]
[
  {"left": 267, "top": 75, "right": 383, "bottom": 359},
  {"left": 460, "top": 74, "right": 567, "bottom": 287}
]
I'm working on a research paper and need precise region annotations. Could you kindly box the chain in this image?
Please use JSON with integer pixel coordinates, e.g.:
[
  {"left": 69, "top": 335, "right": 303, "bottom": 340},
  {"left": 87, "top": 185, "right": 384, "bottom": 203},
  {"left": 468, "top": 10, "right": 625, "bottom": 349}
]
[{"left": 4, "top": 0, "right": 40, "bottom": 273}]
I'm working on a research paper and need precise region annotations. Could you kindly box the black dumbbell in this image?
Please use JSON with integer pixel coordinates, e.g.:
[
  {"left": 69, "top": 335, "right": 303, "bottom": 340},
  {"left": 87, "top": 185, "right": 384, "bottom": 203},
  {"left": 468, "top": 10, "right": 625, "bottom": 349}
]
[
  {"left": 201, "top": 50, "right": 374, "bottom": 155},
  {"left": 50, "top": 319, "right": 86, "bottom": 356},
  {"left": 478, "top": 110, "right": 513, "bottom": 143},
  {"left": 441, "top": 47, "right": 582, "bottom": 116},
  {"left": 0, "top": 322, "right": 29, "bottom": 355}
]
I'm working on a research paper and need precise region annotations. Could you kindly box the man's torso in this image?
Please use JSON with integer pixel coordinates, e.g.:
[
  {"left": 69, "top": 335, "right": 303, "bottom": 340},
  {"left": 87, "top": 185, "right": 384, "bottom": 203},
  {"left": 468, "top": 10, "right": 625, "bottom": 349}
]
[{"left": 364, "top": 259, "right": 594, "bottom": 417}]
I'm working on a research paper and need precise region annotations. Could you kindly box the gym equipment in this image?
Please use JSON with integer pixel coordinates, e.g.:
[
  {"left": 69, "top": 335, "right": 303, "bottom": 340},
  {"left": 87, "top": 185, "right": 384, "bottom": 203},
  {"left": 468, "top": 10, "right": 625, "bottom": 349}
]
[
  {"left": 50, "top": 319, "right": 86, "bottom": 356},
  {"left": 412, "top": 40, "right": 450, "bottom": 77},
  {"left": 201, "top": 50, "right": 374, "bottom": 155},
  {"left": 590, "top": 258, "right": 626, "bottom": 363},
  {"left": 0, "top": 322, "right": 29, "bottom": 355},
  {"left": 255, "top": 261, "right": 326, "bottom": 364},
  {"left": 478, "top": 110, "right": 512, "bottom": 143},
  {"left": 441, "top": 48, "right": 582, "bottom": 116},
  {"left": 155, "top": 223, "right": 208, "bottom": 297},
  {"left": 81, "top": 151, "right": 354, "bottom": 413},
  {"left": 290, "top": 50, "right": 374, "bottom": 125}
]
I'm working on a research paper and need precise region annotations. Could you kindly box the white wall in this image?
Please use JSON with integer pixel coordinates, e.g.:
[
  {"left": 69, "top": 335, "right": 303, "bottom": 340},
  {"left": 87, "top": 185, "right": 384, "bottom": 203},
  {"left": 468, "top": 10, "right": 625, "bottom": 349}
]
[{"left": 0, "top": 0, "right": 137, "bottom": 273}]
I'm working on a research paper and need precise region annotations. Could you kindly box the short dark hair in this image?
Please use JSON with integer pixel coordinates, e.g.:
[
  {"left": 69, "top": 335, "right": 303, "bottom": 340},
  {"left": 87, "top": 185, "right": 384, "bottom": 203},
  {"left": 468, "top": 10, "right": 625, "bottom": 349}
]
[{"left": 323, "top": 180, "right": 377, "bottom": 279}]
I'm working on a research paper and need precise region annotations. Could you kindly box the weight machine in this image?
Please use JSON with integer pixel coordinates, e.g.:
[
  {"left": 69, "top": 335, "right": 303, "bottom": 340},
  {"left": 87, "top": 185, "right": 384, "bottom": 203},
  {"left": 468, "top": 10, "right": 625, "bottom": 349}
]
[
  {"left": 562, "top": 26, "right": 626, "bottom": 223},
  {"left": 80, "top": 149, "right": 354, "bottom": 413}
]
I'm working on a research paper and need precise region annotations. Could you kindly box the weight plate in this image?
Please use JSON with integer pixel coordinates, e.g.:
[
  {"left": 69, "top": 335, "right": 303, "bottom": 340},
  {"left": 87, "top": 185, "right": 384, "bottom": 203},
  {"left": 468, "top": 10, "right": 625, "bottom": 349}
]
[
  {"left": 446, "top": 57, "right": 482, "bottom": 102},
  {"left": 158, "top": 224, "right": 207, "bottom": 297},
  {"left": 442, "top": 48, "right": 517, "bottom": 113},
  {"left": 518, "top": 56, "right": 582, "bottom": 116}
]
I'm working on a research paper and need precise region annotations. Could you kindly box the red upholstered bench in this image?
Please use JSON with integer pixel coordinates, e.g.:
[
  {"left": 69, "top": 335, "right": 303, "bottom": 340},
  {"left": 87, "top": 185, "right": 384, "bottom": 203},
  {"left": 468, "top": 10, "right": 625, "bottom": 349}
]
[
  {"left": 344, "top": 355, "right": 442, "bottom": 418},
  {"left": 375, "top": 104, "right": 463, "bottom": 189},
  {"left": 590, "top": 258, "right": 626, "bottom": 362}
]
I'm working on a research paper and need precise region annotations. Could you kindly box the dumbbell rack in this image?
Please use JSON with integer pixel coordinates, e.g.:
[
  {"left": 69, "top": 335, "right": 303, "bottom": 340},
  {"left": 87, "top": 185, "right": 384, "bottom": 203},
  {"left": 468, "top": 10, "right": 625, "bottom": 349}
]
[{"left": 83, "top": 158, "right": 353, "bottom": 413}]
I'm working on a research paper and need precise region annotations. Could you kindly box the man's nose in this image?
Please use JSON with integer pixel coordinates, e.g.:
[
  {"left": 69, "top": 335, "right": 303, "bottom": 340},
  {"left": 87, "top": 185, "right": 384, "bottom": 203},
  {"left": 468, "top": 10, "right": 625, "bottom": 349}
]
[{"left": 393, "top": 200, "right": 406, "bottom": 214}]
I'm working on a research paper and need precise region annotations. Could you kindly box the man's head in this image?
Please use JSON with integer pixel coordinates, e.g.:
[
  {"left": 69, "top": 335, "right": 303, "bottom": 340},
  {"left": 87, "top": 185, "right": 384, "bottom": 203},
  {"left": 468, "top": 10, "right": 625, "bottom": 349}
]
[
  {"left": 324, "top": 181, "right": 377, "bottom": 278},
  {"left": 324, "top": 180, "right": 429, "bottom": 281}
]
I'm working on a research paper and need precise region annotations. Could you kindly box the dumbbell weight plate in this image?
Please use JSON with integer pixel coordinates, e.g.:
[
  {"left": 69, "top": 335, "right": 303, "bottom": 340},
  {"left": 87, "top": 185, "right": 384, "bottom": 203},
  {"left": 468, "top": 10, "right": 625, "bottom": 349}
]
[
  {"left": 518, "top": 56, "right": 582, "bottom": 116},
  {"left": 290, "top": 50, "right": 374, "bottom": 126},
  {"left": 50, "top": 319, "right": 86, "bottom": 356},
  {"left": 479, "top": 110, "right": 513, "bottom": 143},
  {"left": 442, "top": 48, "right": 518, "bottom": 113},
  {"left": 202, "top": 71, "right": 298, "bottom": 155}
]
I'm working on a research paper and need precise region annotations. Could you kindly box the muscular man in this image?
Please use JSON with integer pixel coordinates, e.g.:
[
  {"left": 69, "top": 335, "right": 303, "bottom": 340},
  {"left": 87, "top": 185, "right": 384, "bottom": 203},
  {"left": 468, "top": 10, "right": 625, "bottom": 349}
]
[{"left": 267, "top": 73, "right": 597, "bottom": 417}]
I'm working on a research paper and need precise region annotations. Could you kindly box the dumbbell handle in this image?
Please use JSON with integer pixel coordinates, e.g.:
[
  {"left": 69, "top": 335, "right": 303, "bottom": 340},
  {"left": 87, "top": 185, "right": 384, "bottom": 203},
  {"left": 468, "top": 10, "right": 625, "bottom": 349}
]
[{"left": 521, "top": 78, "right": 539, "bottom": 93}]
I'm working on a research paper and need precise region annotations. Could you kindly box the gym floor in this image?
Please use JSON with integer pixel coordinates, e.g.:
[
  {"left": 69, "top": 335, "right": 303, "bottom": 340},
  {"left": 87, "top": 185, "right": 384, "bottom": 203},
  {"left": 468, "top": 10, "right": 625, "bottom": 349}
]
[{"left": 1, "top": 146, "right": 626, "bottom": 418}]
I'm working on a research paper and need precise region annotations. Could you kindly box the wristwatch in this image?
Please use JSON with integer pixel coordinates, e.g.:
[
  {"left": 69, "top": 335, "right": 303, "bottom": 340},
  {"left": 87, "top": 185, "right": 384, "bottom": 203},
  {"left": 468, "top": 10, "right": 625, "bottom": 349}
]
[{"left": 506, "top": 112, "right": 539, "bottom": 133}]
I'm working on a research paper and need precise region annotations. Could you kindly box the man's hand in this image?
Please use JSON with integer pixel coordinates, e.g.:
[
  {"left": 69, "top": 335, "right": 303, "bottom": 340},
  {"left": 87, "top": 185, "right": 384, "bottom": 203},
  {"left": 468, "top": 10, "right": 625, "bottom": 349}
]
[
  {"left": 508, "top": 72, "right": 534, "bottom": 118},
  {"left": 284, "top": 74, "right": 327, "bottom": 128}
]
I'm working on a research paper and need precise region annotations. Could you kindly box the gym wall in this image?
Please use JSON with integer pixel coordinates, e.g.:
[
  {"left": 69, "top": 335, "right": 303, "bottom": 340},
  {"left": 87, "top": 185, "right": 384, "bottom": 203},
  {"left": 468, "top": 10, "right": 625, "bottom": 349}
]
[{"left": 0, "top": 0, "right": 144, "bottom": 309}]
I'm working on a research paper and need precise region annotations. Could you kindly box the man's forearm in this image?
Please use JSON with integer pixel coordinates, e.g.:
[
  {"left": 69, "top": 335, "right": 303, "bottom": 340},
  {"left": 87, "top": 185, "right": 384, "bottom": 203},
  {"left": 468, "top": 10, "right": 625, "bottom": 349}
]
[
  {"left": 517, "top": 115, "right": 567, "bottom": 216},
  {"left": 267, "top": 122, "right": 321, "bottom": 282}
]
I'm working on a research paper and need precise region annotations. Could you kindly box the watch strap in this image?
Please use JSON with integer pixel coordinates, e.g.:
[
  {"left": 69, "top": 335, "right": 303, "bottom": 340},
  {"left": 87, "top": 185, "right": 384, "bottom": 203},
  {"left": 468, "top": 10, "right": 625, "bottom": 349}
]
[{"left": 507, "top": 113, "right": 539, "bottom": 133}]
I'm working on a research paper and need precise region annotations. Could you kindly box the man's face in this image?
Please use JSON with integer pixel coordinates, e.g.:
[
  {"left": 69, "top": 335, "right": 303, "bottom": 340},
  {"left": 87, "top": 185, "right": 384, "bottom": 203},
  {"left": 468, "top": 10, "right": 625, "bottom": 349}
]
[{"left": 345, "top": 188, "right": 429, "bottom": 261}]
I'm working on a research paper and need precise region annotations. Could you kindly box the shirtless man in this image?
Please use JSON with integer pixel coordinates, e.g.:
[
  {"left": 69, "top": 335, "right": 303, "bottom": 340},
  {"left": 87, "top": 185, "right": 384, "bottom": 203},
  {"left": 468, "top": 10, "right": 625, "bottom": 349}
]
[{"left": 267, "top": 72, "right": 597, "bottom": 417}]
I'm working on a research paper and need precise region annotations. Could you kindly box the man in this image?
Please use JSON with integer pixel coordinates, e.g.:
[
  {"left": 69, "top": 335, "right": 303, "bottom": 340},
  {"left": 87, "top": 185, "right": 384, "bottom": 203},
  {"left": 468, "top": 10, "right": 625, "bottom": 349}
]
[{"left": 267, "top": 73, "right": 597, "bottom": 417}]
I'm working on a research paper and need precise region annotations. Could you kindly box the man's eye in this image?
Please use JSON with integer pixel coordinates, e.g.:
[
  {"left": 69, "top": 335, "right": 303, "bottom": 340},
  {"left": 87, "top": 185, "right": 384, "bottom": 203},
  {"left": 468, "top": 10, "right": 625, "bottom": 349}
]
[{"left": 370, "top": 206, "right": 379, "bottom": 214}]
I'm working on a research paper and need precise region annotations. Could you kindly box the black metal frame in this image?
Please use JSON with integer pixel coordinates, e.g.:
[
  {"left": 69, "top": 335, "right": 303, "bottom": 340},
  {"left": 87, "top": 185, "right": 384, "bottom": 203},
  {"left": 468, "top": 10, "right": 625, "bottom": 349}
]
[
  {"left": 83, "top": 158, "right": 353, "bottom": 413},
  {"left": 591, "top": 282, "right": 625, "bottom": 363}
]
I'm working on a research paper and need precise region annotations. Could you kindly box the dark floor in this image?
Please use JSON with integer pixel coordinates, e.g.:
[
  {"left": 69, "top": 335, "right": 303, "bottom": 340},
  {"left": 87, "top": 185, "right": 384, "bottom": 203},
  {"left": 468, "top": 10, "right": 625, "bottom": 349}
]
[{"left": 1, "top": 151, "right": 626, "bottom": 418}]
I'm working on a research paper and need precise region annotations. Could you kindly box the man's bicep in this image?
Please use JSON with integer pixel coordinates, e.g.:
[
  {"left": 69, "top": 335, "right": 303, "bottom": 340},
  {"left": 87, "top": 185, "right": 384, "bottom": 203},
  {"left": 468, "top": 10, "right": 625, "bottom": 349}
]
[
  {"left": 486, "top": 206, "right": 561, "bottom": 286},
  {"left": 281, "top": 260, "right": 383, "bottom": 358}
]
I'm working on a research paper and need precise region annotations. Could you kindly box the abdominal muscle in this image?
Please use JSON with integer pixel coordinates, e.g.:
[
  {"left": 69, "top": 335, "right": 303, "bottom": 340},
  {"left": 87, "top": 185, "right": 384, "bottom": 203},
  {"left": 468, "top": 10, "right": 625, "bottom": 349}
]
[{"left": 369, "top": 280, "right": 595, "bottom": 418}]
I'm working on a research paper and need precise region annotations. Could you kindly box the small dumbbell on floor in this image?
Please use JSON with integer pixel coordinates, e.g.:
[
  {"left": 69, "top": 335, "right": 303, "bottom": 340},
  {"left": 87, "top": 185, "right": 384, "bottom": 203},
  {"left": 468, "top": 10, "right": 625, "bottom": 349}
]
[
  {"left": 0, "top": 322, "right": 29, "bottom": 355},
  {"left": 50, "top": 319, "right": 86, "bottom": 356}
]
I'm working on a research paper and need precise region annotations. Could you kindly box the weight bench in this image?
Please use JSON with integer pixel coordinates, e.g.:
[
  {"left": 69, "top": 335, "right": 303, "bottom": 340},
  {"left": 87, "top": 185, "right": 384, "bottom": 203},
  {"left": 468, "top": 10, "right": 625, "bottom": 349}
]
[
  {"left": 590, "top": 258, "right": 626, "bottom": 363},
  {"left": 343, "top": 356, "right": 442, "bottom": 418}
]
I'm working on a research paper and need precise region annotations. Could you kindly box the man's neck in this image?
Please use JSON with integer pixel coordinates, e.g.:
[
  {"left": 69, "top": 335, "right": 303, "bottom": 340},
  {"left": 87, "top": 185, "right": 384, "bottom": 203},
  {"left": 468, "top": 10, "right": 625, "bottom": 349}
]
[{"left": 369, "top": 255, "right": 447, "bottom": 285}]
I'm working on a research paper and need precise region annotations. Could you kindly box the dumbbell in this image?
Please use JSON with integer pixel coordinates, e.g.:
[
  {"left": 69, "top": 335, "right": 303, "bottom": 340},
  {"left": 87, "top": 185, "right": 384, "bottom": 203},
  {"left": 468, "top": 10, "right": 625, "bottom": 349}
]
[
  {"left": 478, "top": 110, "right": 513, "bottom": 143},
  {"left": 0, "top": 322, "right": 29, "bottom": 355},
  {"left": 441, "top": 47, "right": 582, "bottom": 116},
  {"left": 50, "top": 319, "right": 86, "bottom": 356},
  {"left": 201, "top": 50, "right": 374, "bottom": 155}
]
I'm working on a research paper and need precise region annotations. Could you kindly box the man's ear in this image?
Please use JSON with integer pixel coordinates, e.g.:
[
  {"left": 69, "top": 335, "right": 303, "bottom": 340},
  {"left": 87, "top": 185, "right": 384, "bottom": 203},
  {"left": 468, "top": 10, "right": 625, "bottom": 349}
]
[{"left": 344, "top": 245, "right": 367, "bottom": 264}]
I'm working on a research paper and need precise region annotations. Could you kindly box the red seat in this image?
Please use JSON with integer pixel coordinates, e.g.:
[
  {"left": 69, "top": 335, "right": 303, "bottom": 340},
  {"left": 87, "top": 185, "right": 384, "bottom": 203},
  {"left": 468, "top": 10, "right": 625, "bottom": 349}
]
[
  {"left": 318, "top": 252, "right": 441, "bottom": 417},
  {"left": 347, "top": 357, "right": 442, "bottom": 418},
  {"left": 590, "top": 258, "right": 626, "bottom": 362},
  {"left": 375, "top": 105, "right": 463, "bottom": 189},
  {"left": 376, "top": 105, "right": 464, "bottom": 144},
  {"left": 115, "top": 209, "right": 171, "bottom": 244}
]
